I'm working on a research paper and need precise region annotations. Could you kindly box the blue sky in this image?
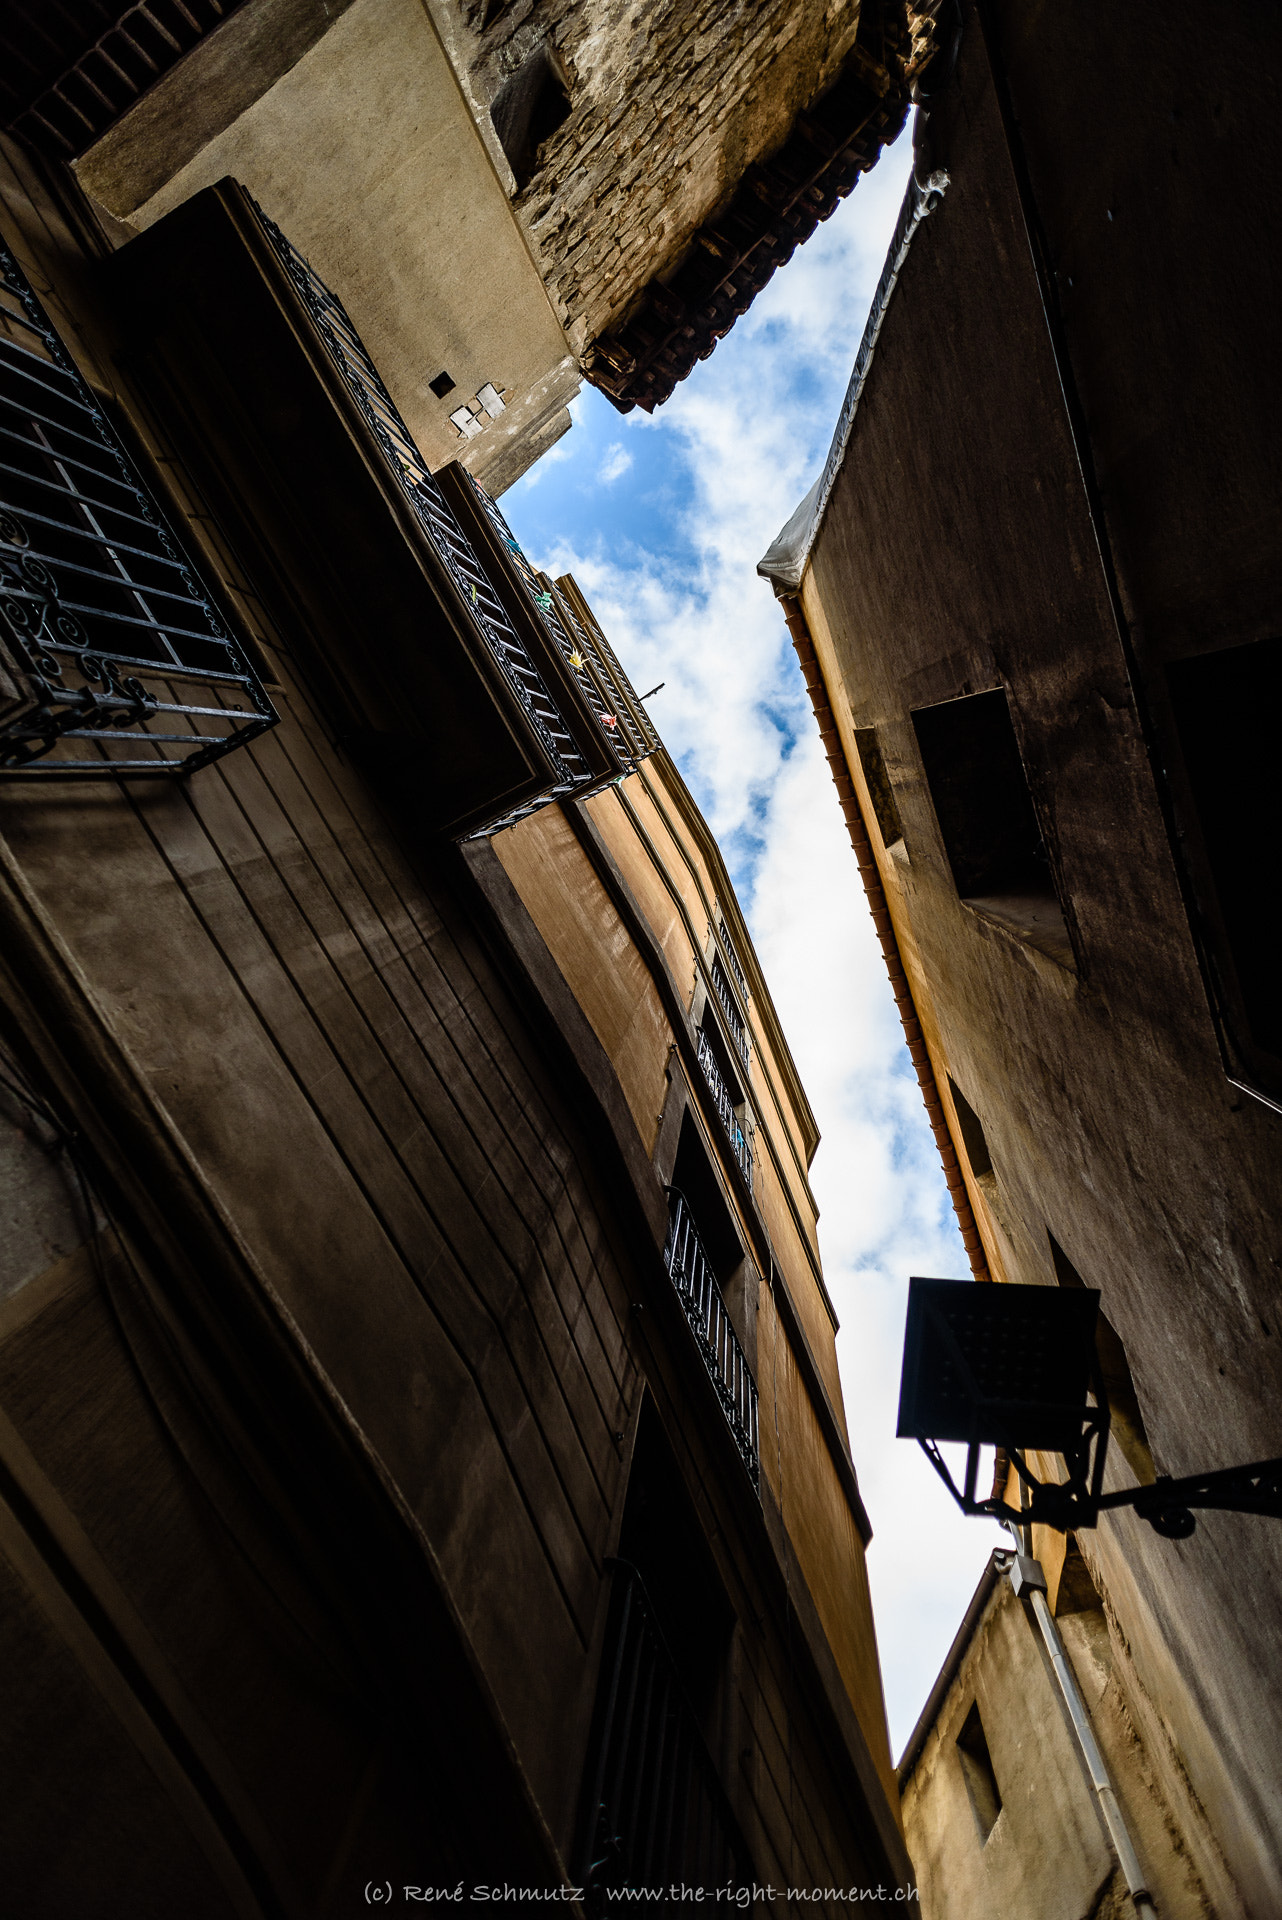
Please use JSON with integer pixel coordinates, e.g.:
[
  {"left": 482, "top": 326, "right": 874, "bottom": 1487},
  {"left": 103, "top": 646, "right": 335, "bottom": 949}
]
[{"left": 503, "top": 127, "right": 1006, "bottom": 1754}]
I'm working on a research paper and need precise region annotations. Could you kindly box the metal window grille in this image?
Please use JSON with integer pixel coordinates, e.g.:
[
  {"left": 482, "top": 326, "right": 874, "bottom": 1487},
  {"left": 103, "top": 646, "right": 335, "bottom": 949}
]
[
  {"left": 664, "top": 1189, "right": 759, "bottom": 1486},
  {"left": 0, "top": 237, "right": 276, "bottom": 779},
  {"left": 709, "top": 954, "right": 749, "bottom": 1067},
  {"left": 579, "top": 1561, "right": 757, "bottom": 1902},
  {"left": 695, "top": 1028, "right": 753, "bottom": 1185},
  {"left": 1, "top": 1, "right": 244, "bottom": 158},
  {"left": 247, "top": 199, "right": 591, "bottom": 805},
  {"left": 717, "top": 918, "right": 748, "bottom": 998}
]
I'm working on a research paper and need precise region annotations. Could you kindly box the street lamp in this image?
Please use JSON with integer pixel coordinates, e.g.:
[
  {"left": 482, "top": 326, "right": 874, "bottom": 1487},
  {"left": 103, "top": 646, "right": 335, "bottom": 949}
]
[{"left": 897, "top": 1276, "right": 1282, "bottom": 1538}]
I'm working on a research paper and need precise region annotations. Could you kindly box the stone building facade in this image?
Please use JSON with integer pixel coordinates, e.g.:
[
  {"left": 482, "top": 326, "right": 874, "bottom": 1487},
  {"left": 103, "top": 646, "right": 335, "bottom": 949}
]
[
  {"left": 899, "top": 1550, "right": 1222, "bottom": 1920},
  {"left": 0, "top": 104, "right": 907, "bottom": 1908},
  {"left": 761, "top": 0, "right": 1280, "bottom": 1914},
  {"left": 1, "top": 0, "right": 939, "bottom": 480}
]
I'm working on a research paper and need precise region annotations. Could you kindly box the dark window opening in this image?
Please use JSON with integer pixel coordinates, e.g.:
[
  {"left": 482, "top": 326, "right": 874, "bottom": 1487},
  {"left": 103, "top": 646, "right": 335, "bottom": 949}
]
[
  {"left": 490, "top": 43, "right": 571, "bottom": 189},
  {"left": 1054, "top": 1535, "right": 1104, "bottom": 1617},
  {"left": 672, "top": 1117, "right": 741, "bottom": 1281},
  {"left": 710, "top": 953, "right": 749, "bottom": 1065},
  {"left": 616, "top": 1404, "right": 733, "bottom": 1724},
  {"left": 854, "top": 725, "right": 903, "bottom": 848},
  {"left": 912, "top": 687, "right": 1070, "bottom": 964},
  {"left": 956, "top": 1701, "right": 1002, "bottom": 1842},
  {"left": 1167, "top": 636, "right": 1282, "bottom": 1069},
  {"left": 697, "top": 1007, "right": 743, "bottom": 1106},
  {"left": 666, "top": 1118, "right": 758, "bottom": 1479},
  {"left": 695, "top": 1012, "right": 753, "bottom": 1184},
  {"left": 948, "top": 1077, "right": 993, "bottom": 1180},
  {"left": 575, "top": 1408, "right": 752, "bottom": 1886},
  {"left": 1049, "top": 1235, "right": 1155, "bottom": 1485},
  {"left": 428, "top": 370, "right": 456, "bottom": 399}
]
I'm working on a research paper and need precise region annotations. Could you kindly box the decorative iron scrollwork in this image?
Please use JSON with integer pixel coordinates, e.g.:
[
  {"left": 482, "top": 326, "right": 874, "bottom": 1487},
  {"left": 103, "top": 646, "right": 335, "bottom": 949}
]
[{"left": 0, "top": 236, "right": 276, "bottom": 779}]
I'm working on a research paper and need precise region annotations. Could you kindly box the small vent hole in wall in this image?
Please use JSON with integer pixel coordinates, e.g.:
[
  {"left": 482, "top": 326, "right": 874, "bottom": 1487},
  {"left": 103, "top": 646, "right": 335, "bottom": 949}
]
[
  {"left": 956, "top": 1701, "right": 1002, "bottom": 1843},
  {"left": 429, "top": 370, "right": 456, "bottom": 399}
]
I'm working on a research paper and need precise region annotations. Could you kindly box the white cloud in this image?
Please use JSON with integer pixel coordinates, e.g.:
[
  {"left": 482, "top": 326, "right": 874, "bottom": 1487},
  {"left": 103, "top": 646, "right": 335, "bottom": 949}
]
[
  {"left": 508, "top": 131, "right": 1004, "bottom": 1753},
  {"left": 597, "top": 441, "right": 634, "bottom": 484}
]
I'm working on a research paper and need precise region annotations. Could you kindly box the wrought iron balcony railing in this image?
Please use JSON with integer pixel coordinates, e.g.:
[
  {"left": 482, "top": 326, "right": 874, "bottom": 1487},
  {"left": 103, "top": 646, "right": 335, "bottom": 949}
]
[
  {"left": 664, "top": 1189, "right": 759, "bottom": 1487},
  {"left": 710, "top": 954, "right": 749, "bottom": 1067},
  {"left": 247, "top": 199, "right": 593, "bottom": 810},
  {"left": 718, "top": 919, "right": 748, "bottom": 998},
  {"left": 458, "top": 469, "right": 656, "bottom": 777},
  {"left": 0, "top": 237, "right": 275, "bottom": 778},
  {"left": 579, "top": 1560, "right": 757, "bottom": 1902},
  {"left": 695, "top": 1029, "right": 752, "bottom": 1185}
]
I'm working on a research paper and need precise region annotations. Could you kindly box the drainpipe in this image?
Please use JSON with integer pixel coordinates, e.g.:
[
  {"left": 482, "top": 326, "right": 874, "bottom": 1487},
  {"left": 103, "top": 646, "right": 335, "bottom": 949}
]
[{"left": 1005, "top": 1525, "right": 1158, "bottom": 1918}]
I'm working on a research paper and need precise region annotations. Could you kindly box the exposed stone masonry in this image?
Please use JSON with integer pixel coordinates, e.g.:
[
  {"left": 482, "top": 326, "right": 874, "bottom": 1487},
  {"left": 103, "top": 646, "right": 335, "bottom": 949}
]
[
  {"left": 450, "top": 0, "right": 871, "bottom": 351},
  {"left": 442, "top": 0, "right": 938, "bottom": 409}
]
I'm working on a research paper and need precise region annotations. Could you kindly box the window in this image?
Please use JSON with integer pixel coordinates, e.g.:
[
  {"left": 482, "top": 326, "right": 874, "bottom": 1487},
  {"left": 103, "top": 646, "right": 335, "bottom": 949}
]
[
  {"left": 696, "top": 1017, "right": 753, "bottom": 1184},
  {"left": 1166, "top": 636, "right": 1282, "bottom": 1091},
  {"left": 854, "top": 725, "right": 903, "bottom": 848},
  {"left": 710, "top": 953, "right": 749, "bottom": 1065},
  {"left": 490, "top": 43, "right": 572, "bottom": 189},
  {"left": 948, "top": 1077, "right": 993, "bottom": 1180},
  {"left": 1049, "top": 1234, "right": 1154, "bottom": 1485},
  {"left": 956, "top": 1701, "right": 1002, "bottom": 1842},
  {"left": 717, "top": 918, "right": 748, "bottom": 998},
  {"left": 0, "top": 233, "right": 275, "bottom": 778},
  {"left": 912, "top": 687, "right": 1070, "bottom": 965}
]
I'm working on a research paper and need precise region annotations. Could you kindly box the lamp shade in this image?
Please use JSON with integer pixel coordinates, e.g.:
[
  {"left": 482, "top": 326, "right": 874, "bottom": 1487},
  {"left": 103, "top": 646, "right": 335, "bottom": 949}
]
[{"left": 897, "top": 1277, "right": 1100, "bottom": 1450}]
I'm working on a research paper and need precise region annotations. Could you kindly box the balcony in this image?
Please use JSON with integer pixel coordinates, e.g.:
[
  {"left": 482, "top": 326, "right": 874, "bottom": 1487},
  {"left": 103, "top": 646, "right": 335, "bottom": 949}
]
[
  {"left": 695, "top": 1028, "right": 753, "bottom": 1185},
  {"left": 710, "top": 953, "right": 749, "bottom": 1067},
  {"left": 437, "top": 462, "right": 658, "bottom": 830},
  {"left": 112, "top": 180, "right": 654, "bottom": 837},
  {"left": 0, "top": 236, "right": 275, "bottom": 778},
  {"left": 664, "top": 1189, "right": 758, "bottom": 1487},
  {"left": 579, "top": 1560, "right": 757, "bottom": 1897},
  {"left": 718, "top": 919, "right": 748, "bottom": 998}
]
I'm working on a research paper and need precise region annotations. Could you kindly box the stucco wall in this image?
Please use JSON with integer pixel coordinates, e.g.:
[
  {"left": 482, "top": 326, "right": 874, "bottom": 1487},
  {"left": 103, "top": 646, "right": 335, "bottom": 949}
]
[{"left": 901, "top": 1568, "right": 1218, "bottom": 1920}]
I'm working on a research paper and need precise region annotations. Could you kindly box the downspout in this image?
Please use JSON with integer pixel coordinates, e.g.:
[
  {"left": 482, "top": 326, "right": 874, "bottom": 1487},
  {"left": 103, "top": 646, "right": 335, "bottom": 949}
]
[
  {"left": 779, "top": 593, "right": 990, "bottom": 1283},
  {"left": 1005, "top": 1523, "right": 1158, "bottom": 1918}
]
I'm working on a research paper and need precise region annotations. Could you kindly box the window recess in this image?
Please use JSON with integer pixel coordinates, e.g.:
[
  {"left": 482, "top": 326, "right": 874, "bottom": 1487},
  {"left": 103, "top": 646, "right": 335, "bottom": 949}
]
[
  {"left": 663, "top": 1186, "right": 758, "bottom": 1487},
  {"left": 854, "top": 724, "right": 904, "bottom": 849},
  {"left": 1165, "top": 636, "right": 1282, "bottom": 1102},
  {"left": 912, "top": 686, "right": 1071, "bottom": 967},
  {"left": 0, "top": 235, "right": 275, "bottom": 779},
  {"left": 576, "top": 1408, "right": 753, "bottom": 1890},
  {"left": 717, "top": 919, "right": 748, "bottom": 998},
  {"left": 696, "top": 1021, "right": 753, "bottom": 1186},
  {"left": 111, "top": 180, "right": 634, "bottom": 838},
  {"left": 1049, "top": 1234, "right": 1155, "bottom": 1487},
  {"left": 490, "top": 42, "right": 572, "bottom": 191},
  {"left": 709, "top": 952, "right": 749, "bottom": 1067},
  {"left": 956, "top": 1701, "right": 1002, "bottom": 1843}
]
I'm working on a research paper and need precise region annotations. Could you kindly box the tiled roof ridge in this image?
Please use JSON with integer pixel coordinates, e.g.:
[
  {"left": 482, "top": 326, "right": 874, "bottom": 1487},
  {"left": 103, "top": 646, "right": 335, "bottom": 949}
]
[{"left": 582, "top": 0, "right": 939, "bottom": 415}]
